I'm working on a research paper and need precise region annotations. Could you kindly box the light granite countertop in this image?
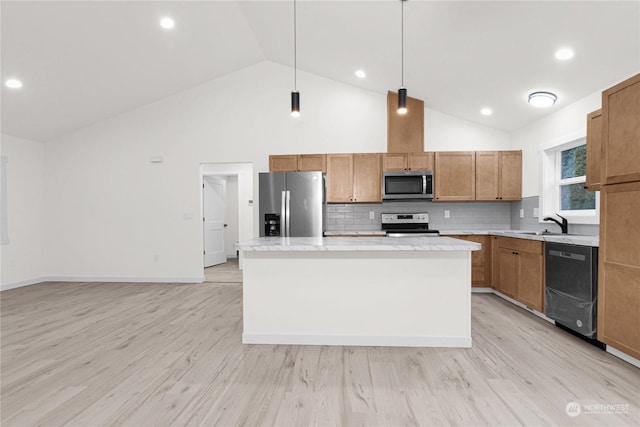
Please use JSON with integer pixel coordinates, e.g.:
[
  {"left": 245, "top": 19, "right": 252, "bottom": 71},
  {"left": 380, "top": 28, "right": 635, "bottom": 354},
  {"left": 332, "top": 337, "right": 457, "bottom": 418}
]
[
  {"left": 324, "top": 230, "right": 599, "bottom": 247},
  {"left": 236, "top": 236, "right": 481, "bottom": 252}
]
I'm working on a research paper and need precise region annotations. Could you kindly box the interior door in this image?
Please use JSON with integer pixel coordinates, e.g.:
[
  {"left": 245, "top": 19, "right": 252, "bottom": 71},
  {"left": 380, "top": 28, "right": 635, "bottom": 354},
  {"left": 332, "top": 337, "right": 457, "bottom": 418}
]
[{"left": 203, "top": 176, "right": 226, "bottom": 267}]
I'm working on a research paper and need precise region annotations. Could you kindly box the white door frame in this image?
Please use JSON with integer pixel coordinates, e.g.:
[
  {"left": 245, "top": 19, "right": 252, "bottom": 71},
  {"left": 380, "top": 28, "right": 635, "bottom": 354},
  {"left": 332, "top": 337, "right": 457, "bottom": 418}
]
[{"left": 200, "top": 163, "right": 254, "bottom": 270}]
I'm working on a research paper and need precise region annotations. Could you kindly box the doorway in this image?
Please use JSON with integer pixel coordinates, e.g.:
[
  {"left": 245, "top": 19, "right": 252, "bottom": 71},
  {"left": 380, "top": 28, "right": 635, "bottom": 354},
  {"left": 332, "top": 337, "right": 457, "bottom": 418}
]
[{"left": 203, "top": 176, "right": 227, "bottom": 267}]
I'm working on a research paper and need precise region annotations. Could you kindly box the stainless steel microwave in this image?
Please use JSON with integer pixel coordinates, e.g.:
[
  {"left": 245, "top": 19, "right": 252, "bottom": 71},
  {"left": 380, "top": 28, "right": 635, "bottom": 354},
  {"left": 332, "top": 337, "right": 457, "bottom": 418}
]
[{"left": 382, "top": 171, "right": 434, "bottom": 200}]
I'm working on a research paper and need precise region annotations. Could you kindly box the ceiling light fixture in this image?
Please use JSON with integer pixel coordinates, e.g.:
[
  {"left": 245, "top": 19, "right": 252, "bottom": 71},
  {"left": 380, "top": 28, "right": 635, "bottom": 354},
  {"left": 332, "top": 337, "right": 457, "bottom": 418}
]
[
  {"left": 291, "top": 0, "right": 300, "bottom": 118},
  {"left": 397, "top": 0, "right": 408, "bottom": 115},
  {"left": 355, "top": 70, "right": 366, "bottom": 79},
  {"left": 480, "top": 108, "right": 493, "bottom": 116},
  {"left": 555, "top": 48, "right": 574, "bottom": 60},
  {"left": 528, "top": 91, "right": 557, "bottom": 108},
  {"left": 160, "top": 17, "right": 175, "bottom": 29},
  {"left": 5, "top": 78, "right": 23, "bottom": 89}
]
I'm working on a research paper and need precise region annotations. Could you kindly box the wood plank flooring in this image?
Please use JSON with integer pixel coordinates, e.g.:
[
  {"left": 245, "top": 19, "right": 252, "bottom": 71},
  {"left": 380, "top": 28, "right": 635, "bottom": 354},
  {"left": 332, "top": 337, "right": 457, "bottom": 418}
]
[{"left": 1, "top": 260, "right": 639, "bottom": 426}]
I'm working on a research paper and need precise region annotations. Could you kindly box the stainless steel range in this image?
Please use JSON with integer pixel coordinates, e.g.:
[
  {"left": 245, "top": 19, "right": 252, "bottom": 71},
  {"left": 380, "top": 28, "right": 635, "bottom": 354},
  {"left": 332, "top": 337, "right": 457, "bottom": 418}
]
[{"left": 381, "top": 213, "right": 439, "bottom": 237}]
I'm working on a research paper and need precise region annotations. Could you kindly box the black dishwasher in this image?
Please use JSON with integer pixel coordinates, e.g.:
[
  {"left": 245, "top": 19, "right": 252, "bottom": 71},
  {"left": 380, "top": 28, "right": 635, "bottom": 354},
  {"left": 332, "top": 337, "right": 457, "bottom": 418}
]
[{"left": 545, "top": 242, "right": 599, "bottom": 340}]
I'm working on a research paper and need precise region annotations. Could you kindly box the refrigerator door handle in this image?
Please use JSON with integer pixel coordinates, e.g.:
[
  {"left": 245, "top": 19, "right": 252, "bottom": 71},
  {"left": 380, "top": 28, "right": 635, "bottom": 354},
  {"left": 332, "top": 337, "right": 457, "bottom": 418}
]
[
  {"left": 285, "top": 191, "right": 291, "bottom": 236},
  {"left": 281, "top": 190, "right": 286, "bottom": 236}
]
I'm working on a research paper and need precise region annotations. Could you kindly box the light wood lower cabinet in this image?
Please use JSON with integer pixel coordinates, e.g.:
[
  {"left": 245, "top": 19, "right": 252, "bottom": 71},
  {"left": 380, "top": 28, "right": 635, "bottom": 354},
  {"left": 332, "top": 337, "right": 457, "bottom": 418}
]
[
  {"left": 450, "top": 235, "right": 491, "bottom": 287},
  {"left": 598, "top": 181, "right": 640, "bottom": 359},
  {"left": 492, "top": 237, "right": 544, "bottom": 312}
]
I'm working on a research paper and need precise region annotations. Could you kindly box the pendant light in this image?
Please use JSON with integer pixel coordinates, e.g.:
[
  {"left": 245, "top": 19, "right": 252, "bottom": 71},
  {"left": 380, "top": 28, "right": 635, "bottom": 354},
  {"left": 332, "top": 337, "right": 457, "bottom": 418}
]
[
  {"left": 291, "top": 0, "right": 300, "bottom": 117},
  {"left": 397, "top": 0, "right": 408, "bottom": 114}
]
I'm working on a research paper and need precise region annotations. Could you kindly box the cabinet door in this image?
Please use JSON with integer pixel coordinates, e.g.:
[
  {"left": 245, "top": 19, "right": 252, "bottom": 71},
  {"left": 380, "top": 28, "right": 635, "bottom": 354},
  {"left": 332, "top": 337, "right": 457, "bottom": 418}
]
[
  {"left": 602, "top": 73, "right": 640, "bottom": 184},
  {"left": 383, "top": 153, "right": 407, "bottom": 171},
  {"left": 408, "top": 152, "right": 434, "bottom": 171},
  {"left": 326, "top": 154, "right": 354, "bottom": 203},
  {"left": 517, "top": 251, "right": 544, "bottom": 312},
  {"left": 475, "top": 151, "right": 500, "bottom": 201},
  {"left": 353, "top": 154, "right": 382, "bottom": 203},
  {"left": 598, "top": 182, "right": 640, "bottom": 359},
  {"left": 452, "top": 235, "right": 490, "bottom": 287},
  {"left": 434, "top": 152, "right": 476, "bottom": 201},
  {"left": 586, "top": 109, "right": 602, "bottom": 190},
  {"left": 497, "top": 248, "right": 518, "bottom": 298},
  {"left": 499, "top": 151, "right": 522, "bottom": 201},
  {"left": 269, "top": 155, "right": 298, "bottom": 172},
  {"left": 387, "top": 91, "right": 424, "bottom": 153},
  {"left": 298, "top": 154, "right": 326, "bottom": 172}
]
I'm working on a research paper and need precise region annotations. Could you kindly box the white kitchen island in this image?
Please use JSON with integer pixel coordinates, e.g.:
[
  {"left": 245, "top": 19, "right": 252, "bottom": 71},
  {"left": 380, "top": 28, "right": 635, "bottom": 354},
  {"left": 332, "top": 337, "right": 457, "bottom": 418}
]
[{"left": 236, "top": 236, "right": 480, "bottom": 348}]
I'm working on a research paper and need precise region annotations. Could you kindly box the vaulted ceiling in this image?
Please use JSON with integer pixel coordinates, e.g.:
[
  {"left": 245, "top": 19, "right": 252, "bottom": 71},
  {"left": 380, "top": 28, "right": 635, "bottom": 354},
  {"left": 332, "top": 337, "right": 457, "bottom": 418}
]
[{"left": 2, "top": 1, "right": 639, "bottom": 142}]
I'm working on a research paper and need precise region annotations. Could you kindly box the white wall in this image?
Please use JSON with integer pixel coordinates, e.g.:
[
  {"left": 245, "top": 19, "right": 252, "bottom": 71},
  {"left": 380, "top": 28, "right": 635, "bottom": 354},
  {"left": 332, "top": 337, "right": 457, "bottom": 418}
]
[
  {"left": 512, "top": 92, "right": 601, "bottom": 197},
  {"left": 37, "top": 60, "right": 511, "bottom": 283},
  {"left": 1, "top": 134, "right": 47, "bottom": 289}
]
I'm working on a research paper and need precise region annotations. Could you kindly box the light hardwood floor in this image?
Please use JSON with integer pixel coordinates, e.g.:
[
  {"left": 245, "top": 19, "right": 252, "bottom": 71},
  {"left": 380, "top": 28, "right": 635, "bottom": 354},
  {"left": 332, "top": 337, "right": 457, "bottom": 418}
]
[{"left": 1, "top": 261, "right": 638, "bottom": 427}]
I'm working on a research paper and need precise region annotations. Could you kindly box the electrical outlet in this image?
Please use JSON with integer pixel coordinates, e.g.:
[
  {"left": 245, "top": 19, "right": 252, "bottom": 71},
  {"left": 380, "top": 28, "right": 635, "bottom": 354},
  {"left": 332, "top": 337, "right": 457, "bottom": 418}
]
[
  {"left": 533, "top": 207, "right": 539, "bottom": 218},
  {"left": 520, "top": 209, "right": 524, "bottom": 218},
  {"left": 369, "top": 211, "right": 375, "bottom": 220},
  {"left": 444, "top": 210, "right": 450, "bottom": 219}
]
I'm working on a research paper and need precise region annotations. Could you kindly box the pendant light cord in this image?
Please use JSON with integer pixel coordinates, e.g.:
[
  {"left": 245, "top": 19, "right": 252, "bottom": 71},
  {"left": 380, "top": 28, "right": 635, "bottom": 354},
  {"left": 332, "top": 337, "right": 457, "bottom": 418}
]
[
  {"left": 401, "top": 0, "right": 404, "bottom": 88},
  {"left": 293, "top": 0, "right": 297, "bottom": 91}
]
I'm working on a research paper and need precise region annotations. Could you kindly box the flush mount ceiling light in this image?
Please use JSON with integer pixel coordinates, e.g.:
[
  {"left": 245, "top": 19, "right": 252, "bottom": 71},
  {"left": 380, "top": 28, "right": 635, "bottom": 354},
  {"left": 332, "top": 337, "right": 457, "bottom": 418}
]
[
  {"left": 397, "top": 0, "right": 408, "bottom": 115},
  {"left": 555, "top": 48, "right": 574, "bottom": 60},
  {"left": 291, "top": 0, "right": 300, "bottom": 118},
  {"left": 160, "top": 17, "right": 175, "bottom": 29},
  {"left": 355, "top": 69, "right": 366, "bottom": 79},
  {"left": 480, "top": 107, "right": 493, "bottom": 116},
  {"left": 5, "top": 78, "right": 23, "bottom": 89},
  {"left": 528, "top": 91, "right": 557, "bottom": 108}
]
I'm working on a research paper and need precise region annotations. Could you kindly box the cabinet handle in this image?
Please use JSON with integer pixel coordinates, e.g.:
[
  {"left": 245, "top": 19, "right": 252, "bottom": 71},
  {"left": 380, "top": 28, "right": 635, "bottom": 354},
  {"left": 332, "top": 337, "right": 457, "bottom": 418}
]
[{"left": 495, "top": 197, "right": 499, "bottom": 200}]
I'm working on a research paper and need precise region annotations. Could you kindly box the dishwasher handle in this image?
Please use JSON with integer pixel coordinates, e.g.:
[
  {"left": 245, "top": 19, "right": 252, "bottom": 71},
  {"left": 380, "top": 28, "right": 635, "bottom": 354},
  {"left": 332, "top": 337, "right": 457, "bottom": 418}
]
[{"left": 548, "top": 249, "right": 586, "bottom": 261}]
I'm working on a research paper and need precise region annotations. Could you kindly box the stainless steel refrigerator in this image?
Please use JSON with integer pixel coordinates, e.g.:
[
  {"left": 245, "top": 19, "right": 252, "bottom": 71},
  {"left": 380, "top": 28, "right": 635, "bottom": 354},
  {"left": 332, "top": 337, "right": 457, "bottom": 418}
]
[{"left": 259, "top": 172, "right": 325, "bottom": 237}]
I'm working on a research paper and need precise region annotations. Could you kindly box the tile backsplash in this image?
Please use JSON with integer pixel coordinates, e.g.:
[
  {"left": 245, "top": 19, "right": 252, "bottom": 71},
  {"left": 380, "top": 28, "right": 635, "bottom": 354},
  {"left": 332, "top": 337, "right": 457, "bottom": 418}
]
[
  {"left": 326, "top": 200, "right": 512, "bottom": 232},
  {"left": 325, "top": 196, "right": 600, "bottom": 235}
]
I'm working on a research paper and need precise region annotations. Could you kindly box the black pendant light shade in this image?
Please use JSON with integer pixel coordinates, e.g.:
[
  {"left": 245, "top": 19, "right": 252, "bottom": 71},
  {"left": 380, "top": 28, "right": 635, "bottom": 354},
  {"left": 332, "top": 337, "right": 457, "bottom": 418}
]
[
  {"left": 398, "top": 87, "right": 408, "bottom": 114},
  {"left": 291, "top": 91, "right": 300, "bottom": 117}
]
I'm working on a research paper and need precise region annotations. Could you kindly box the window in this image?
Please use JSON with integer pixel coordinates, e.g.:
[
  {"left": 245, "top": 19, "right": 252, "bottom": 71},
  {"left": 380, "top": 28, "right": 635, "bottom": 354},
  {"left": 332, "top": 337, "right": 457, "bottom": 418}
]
[{"left": 540, "top": 136, "right": 598, "bottom": 225}]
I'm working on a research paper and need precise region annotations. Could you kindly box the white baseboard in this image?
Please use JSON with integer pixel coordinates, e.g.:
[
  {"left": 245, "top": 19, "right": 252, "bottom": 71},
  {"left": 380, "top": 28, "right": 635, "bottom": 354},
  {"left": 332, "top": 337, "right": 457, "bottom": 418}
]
[
  {"left": 1, "top": 275, "right": 205, "bottom": 291},
  {"left": 242, "top": 333, "right": 472, "bottom": 348},
  {"left": 472, "top": 288, "right": 555, "bottom": 324},
  {"left": 606, "top": 346, "right": 640, "bottom": 369}
]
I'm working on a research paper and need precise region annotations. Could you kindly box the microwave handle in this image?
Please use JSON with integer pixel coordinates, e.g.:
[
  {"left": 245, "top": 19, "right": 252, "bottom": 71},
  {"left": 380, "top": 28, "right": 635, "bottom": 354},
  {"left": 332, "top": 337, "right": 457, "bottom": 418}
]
[{"left": 422, "top": 175, "right": 427, "bottom": 194}]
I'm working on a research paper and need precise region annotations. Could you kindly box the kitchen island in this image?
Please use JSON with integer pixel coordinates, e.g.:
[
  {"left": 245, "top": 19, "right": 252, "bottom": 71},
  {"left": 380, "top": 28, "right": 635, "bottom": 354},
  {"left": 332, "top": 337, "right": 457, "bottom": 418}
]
[{"left": 236, "top": 236, "right": 480, "bottom": 348}]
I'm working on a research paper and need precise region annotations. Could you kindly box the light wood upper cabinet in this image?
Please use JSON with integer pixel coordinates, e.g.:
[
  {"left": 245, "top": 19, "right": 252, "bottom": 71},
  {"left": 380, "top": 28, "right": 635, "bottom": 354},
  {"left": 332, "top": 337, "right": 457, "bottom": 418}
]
[
  {"left": 353, "top": 154, "right": 382, "bottom": 202},
  {"left": 383, "top": 152, "right": 434, "bottom": 171},
  {"left": 598, "top": 181, "right": 640, "bottom": 359},
  {"left": 383, "top": 153, "right": 407, "bottom": 171},
  {"left": 408, "top": 152, "right": 434, "bottom": 171},
  {"left": 269, "top": 154, "right": 326, "bottom": 172},
  {"left": 602, "top": 73, "right": 640, "bottom": 185},
  {"left": 269, "top": 155, "right": 298, "bottom": 172},
  {"left": 434, "top": 152, "right": 476, "bottom": 201},
  {"left": 298, "top": 154, "right": 327, "bottom": 172},
  {"left": 586, "top": 109, "right": 603, "bottom": 190},
  {"left": 499, "top": 151, "right": 522, "bottom": 200},
  {"left": 326, "top": 153, "right": 382, "bottom": 203},
  {"left": 387, "top": 91, "right": 424, "bottom": 153},
  {"left": 475, "top": 151, "right": 521, "bottom": 201},
  {"left": 326, "top": 154, "right": 353, "bottom": 203}
]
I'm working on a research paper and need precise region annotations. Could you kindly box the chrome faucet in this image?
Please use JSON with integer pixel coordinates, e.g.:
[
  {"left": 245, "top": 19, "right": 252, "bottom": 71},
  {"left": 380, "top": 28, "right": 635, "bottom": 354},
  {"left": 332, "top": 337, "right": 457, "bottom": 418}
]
[{"left": 543, "top": 213, "right": 568, "bottom": 234}]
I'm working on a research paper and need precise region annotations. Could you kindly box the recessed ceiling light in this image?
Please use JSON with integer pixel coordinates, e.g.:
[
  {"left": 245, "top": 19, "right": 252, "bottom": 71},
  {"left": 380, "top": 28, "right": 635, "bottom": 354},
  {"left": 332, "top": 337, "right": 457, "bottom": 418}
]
[
  {"left": 528, "top": 91, "right": 557, "bottom": 108},
  {"left": 355, "top": 70, "right": 366, "bottom": 79},
  {"left": 480, "top": 107, "right": 493, "bottom": 116},
  {"left": 160, "top": 17, "right": 175, "bottom": 29},
  {"left": 555, "top": 48, "right": 574, "bottom": 60},
  {"left": 5, "top": 78, "right": 23, "bottom": 89}
]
